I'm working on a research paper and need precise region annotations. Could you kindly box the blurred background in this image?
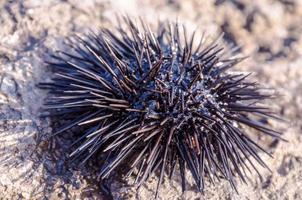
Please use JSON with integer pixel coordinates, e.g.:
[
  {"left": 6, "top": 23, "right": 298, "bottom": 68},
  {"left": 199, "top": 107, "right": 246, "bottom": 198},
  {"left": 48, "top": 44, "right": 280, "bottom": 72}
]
[{"left": 0, "top": 0, "right": 301, "bottom": 199}]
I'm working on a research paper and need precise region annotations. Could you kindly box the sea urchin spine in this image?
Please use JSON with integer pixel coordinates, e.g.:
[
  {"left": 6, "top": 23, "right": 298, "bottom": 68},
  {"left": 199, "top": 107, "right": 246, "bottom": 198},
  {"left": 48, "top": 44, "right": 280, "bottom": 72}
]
[{"left": 39, "top": 17, "right": 282, "bottom": 198}]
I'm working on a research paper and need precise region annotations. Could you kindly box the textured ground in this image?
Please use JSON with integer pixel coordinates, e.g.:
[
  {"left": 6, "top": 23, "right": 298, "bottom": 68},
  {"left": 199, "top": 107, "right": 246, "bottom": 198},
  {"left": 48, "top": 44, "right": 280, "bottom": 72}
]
[{"left": 0, "top": 0, "right": 302, "bottom": 199}]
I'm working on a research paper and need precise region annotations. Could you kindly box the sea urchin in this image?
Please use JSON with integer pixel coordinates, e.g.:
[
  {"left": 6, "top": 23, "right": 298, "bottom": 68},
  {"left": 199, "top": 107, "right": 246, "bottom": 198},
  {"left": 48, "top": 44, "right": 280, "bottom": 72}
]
[{"left": 40, "top": 17, "right": 282, "bottom": 198}]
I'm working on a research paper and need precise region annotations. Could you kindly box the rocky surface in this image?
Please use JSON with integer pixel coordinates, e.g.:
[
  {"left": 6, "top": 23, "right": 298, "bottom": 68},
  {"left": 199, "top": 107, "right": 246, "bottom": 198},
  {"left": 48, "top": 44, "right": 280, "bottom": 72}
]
[{"left": 0, "top": 0, "right": 301, "bottom": 199}]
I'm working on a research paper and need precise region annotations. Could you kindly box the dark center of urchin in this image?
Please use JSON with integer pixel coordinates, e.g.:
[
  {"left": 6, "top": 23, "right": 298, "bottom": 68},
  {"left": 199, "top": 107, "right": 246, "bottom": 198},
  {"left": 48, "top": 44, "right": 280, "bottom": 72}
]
[
  {"left": 39, "top": 18, "right": 283, "bottom": 198},
  {"left": 124, "top": 36, "right": 224, "bottom": 131}
]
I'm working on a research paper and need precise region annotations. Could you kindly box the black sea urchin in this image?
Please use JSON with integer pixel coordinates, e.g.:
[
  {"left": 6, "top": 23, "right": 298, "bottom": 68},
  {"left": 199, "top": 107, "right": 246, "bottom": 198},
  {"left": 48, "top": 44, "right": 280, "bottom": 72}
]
[{"left": 40, "top": 17, "right": 282, "bottom": 198}]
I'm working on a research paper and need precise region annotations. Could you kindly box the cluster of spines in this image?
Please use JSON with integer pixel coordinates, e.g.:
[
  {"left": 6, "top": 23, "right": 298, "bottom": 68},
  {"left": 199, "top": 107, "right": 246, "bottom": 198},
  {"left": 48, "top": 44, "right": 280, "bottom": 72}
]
[{"left": 39, "top": 17, "right": 282, "bottom": 198}]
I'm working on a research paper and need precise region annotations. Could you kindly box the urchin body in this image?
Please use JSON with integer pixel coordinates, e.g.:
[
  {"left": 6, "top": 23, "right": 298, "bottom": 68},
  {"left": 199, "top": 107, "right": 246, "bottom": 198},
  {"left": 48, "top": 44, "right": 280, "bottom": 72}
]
[{"left": 40, "top": 18, "right": 282, "bottom": 197}]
